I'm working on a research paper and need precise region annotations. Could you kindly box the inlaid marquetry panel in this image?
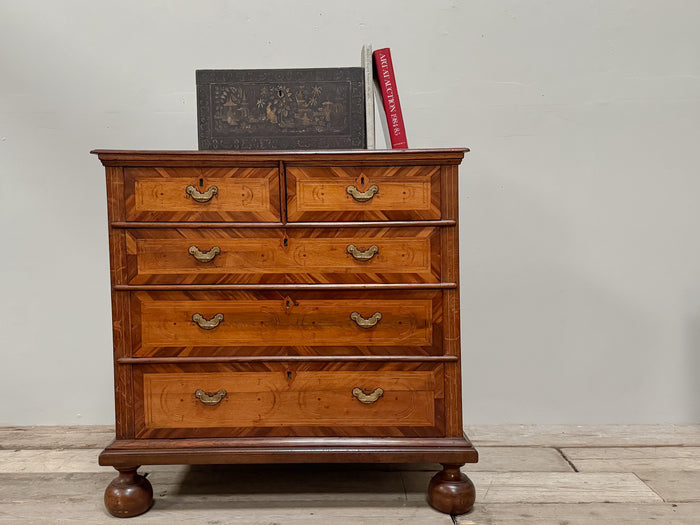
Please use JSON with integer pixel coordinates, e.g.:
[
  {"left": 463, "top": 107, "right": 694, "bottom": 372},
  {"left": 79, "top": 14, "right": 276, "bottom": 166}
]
[
  {"left": 124, "top": 166, "right": 280, "bottom": 222},
  {"left": 133, "top": 362, "right": 445, "bottom": 438},
  {"left": 286, "top": 165, "right": 441, "bottom": 221},
  {"left": 125, "top": 227, "right": 440, "bottom": 285},
  {"left": 129, "top": 290, "right": 443, "bottom": 358}
]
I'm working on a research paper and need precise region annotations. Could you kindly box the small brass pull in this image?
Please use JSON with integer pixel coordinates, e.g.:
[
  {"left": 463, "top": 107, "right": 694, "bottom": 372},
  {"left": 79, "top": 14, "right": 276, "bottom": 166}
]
[
  {"left": 195, "top": 389, "right": 227, "bottom": 406},
  {"left": 350, "top": 311, "right": 382, "bottom": 328},
  {"left": 192, "top": 313, "right": 224, "bottom": 330},
  {"left": 347, "top": 244, "right": 379, "bottom": 261},
  {"left": 352, "top": 387, "right": 384, "bottom": 405},
  {"left": 346, "top": 184, "right": 379, "bottom": 203},
  {"left": 189, "top": 245, "right": 220, "bottom": 262},
  {"left": 186, "top": 185, "right": 219, "bottom": 203}
]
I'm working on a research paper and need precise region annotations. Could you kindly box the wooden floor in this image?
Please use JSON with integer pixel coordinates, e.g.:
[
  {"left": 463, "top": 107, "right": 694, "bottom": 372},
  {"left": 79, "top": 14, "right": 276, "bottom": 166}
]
[{"left": 0, "top": 425, "right": 698, "bottom": 524}]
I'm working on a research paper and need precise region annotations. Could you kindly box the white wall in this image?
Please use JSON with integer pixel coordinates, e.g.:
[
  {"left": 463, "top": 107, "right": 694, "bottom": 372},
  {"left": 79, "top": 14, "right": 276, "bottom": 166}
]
[{"left": 1, "top": 0, "right": 699, "bottom": 425}]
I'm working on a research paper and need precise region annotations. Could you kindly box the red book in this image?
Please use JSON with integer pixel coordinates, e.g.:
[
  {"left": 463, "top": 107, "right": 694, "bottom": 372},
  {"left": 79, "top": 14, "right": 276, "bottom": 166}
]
[{"left": 373, "top": 48, "right": 408, "bottom": 149}]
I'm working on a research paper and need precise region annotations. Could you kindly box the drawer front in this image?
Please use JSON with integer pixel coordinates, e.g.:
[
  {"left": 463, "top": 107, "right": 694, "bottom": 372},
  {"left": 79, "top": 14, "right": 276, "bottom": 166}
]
[
  {"left": 124, "top": 167, "right": 280, "bottom": 222},
  {"left": 286, "top": 165, "right": 441, "bottom": 221},
  {"left": 125, "top": 227, "right": 440, "bottom": 285},
  {"left": 130, "top": 290, "right": 443, "bottom": 358},
  {"left": 134, "top": 363, "right": 445, "bottom": 438}
]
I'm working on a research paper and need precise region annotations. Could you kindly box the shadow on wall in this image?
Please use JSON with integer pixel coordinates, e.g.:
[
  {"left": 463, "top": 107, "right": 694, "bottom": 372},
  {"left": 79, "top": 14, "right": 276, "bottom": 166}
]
[{"left": 460, "top": 164, "right": 675, "bottom": 423}]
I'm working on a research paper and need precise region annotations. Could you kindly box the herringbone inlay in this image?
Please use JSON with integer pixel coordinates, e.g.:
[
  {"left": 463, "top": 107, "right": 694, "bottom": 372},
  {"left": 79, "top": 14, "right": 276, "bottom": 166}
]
[
  {"left": 286, "top": 165, "right": 441, "bottom": 221},
  {"left": 125, "top": 227, "right": 441, "bottom": 285},
  {"left": 129, "top": 289, "right": 444, "bottom": 358},
  {"left": 125, "top": 166, "right": 280, "bottom": 222},
  {"left": 133, "top": 362, "right": 446, "bottom": 439}
]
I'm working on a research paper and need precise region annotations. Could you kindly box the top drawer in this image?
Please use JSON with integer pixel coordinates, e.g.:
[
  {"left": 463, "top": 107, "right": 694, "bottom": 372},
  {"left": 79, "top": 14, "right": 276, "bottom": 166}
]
[
  {"left": 286, "top": 165, "right": 441, "bottom": 222},
  {"left": 124, "top": 167, "right": 280, "bottom": 222}
]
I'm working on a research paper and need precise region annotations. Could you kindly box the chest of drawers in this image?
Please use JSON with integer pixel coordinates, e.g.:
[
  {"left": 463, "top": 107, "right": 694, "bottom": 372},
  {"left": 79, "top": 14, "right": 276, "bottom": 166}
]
[{"left": 93, "top": 149, "right": 478, "bottom": 517}]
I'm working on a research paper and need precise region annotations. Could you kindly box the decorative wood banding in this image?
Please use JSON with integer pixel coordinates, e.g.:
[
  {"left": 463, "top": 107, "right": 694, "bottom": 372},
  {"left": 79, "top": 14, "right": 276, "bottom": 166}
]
[
  {"left": 124, "top": 166, "right": 280, "bottom": 222},
  {"left": 126, "top": 227, "right": 440, "bottom": 285},
  {"left": 136, "top": 362, "right": 444, "bottom": 438},
  {"left": 287, "top": 165, "right": 442, "bottom": 222},
  {"left": 94, "top": 149, "right": 476, "bottom": 517},
  {"left": 130, "top": 290, "right": 441, "bottom": 357}
]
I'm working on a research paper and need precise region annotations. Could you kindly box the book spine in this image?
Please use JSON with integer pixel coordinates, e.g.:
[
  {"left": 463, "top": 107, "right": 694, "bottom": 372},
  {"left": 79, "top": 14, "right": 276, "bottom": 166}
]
[
  {"left": 373, "top": 48, "right": 408, "bottom": 149},
  {"left": 361, "top": 44, "right": 375, "bottom": 149}
]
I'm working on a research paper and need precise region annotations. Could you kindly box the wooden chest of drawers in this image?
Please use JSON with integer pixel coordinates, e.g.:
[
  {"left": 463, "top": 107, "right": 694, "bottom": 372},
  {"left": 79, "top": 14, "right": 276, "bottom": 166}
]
[{"left": 93, "top": 149, "right": 478, "bottom": 517}]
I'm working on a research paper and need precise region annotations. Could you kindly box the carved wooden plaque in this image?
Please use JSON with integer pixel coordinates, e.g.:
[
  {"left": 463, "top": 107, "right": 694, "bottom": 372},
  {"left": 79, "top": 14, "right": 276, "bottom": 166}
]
[{"left": 196, "top": 68, "right": 366, "bottom": 150}]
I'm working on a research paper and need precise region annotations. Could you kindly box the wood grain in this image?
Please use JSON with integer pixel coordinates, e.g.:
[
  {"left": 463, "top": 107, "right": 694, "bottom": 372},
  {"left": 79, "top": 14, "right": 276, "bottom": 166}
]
[
  {"left": 130, "top": 289, "right": 443, "bottom": 358},
  {"left": 142, "top": 369, "right": 441, "bottom": 429},
  {"left": 105, "top": 166, "right": 134, "bottom": 440},
  {"left": 441, "top": 165, "right": 463, "bottom": 437},
  {"left": 92, "top": 148, "right": 467, "bottom": 167},
  {"left": 124, "top": 166, "right": 280, "bottom": 222},
  {"left": 125, "top": 227, "right": 440, "bottom": 285},
  {"left": 287, "top": 165, "right": 441, "bottom": 221},
  {"left": 96, "top": 148, "right": 474, "bottom": 515},
  {"left": 132, "top": 362, "right": 446, "bottom": 439}
]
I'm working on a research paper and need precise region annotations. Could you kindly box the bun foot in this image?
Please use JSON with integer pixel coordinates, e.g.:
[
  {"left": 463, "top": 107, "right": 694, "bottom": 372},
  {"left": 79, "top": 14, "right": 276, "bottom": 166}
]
[
  {"left": 427, "top": 463, "right": 475, "bottom": 515},
  {"left": 104, "top": 466, "right": 153, "bottom": 518}
]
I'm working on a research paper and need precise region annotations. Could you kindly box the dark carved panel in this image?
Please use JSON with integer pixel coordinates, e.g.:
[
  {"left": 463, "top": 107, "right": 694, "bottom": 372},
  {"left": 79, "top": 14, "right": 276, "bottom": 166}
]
[{"left": 197, "top": 69, "right": 366, "bottom": 150}]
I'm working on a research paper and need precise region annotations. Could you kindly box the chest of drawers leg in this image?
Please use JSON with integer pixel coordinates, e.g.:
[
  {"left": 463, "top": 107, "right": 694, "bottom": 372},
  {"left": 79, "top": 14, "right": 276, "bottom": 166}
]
[{"left": 94, "top": 149, "right": 477, "bottom": 517}]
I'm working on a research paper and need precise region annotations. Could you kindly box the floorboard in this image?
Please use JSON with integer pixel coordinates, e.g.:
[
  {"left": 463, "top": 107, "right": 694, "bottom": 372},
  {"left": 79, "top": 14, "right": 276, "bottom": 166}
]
[{"left": 1, "top": 424, "right": 698, "bottom": 523}]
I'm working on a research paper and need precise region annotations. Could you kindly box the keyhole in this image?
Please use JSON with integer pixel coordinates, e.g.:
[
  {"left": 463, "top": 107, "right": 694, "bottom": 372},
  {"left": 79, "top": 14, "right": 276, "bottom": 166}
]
[
  {"left": 283, "top": 237, "right": 288, "bottom": 247},
  {"left": 278, "top": 89, "right": 284, "bottom": 97},
  {"left": 360, "top": 176, "right": 365, "bottom": 186},
  {"left": 287, "top": 371, "right": 293, "bottom": 380},
  {"left": 286, "top": 299, "right": 291, "bottom": 310},
  {"left": 199, "top": 178, "right": 204, "bottom": 187}
]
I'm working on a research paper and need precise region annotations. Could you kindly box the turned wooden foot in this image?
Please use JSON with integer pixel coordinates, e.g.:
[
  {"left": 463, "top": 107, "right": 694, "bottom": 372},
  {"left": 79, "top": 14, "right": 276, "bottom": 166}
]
[
  {"left": 427, "top": 463, "right": 475, "bottom": 515},
  {"left": 104, "top": 466, "right": 153, "bottom": 518}
]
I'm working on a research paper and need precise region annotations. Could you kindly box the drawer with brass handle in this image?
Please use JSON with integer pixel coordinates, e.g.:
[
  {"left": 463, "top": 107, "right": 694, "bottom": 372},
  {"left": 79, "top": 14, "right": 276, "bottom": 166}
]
[
  {"left": 286, "top": 165, "right": 441, "bottom": 221},
  {"left": 135, "top": 363, "right": 445, "bottom": 438},
  {"left": 125, "top": 227, "right": 440, "bottom": 285},
  {"left": 129, "top": 290, "right": 443, "bottom": 358},
  {"left": 124, "top": 166, "right": 280, "bottom": 222}
]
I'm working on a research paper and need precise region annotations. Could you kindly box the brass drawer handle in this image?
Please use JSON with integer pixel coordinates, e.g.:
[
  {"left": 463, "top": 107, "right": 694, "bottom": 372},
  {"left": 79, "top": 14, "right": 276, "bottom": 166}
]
[
  {"left": 350, "top": 311, "right": 382, "bottom": 328},
  {"left": 186, "top": 185, "right": 218, "bottom": 203},
  {"left": 347, "top": 244, "right": 379, "bottom": 261},
  {"left": 192, "top": 313, "right": 224, "bottom": 330},
  {"left": 188, "top": 245, "right": 220, "bottom": 262},
  {"left": 195, "top": 389, "right": 227, "bottom": 406},
  {"left": 346, "top": 184, "right": 379, "bottom": 203},
  {"left": 352, "top": 387, "right": 384, "bottom": 405}
]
